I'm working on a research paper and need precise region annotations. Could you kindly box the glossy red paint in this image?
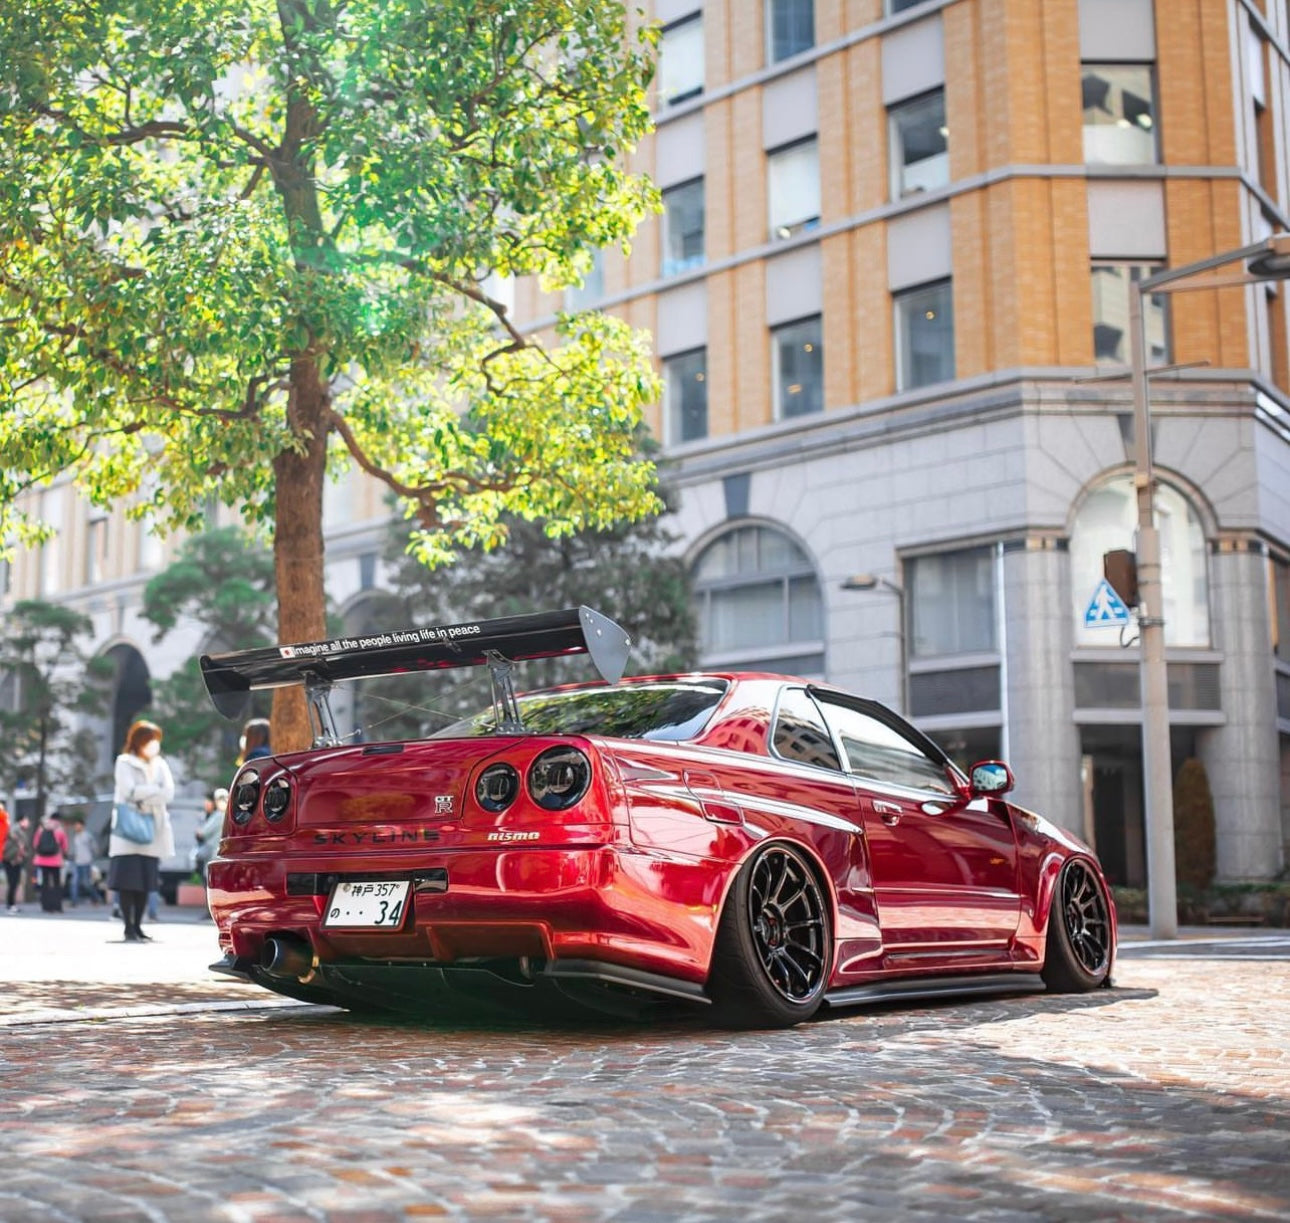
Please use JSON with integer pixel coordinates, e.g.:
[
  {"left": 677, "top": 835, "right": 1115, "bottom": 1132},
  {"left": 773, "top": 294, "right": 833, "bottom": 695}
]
[{"left": 207, "top": 673, "right": 1117, "bottom": 1020}]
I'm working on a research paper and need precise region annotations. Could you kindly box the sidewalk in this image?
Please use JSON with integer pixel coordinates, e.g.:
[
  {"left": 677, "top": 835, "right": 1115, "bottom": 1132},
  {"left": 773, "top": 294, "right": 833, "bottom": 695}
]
[{"left": 0, "top": 904, "right": 300, "bottom": 1026}]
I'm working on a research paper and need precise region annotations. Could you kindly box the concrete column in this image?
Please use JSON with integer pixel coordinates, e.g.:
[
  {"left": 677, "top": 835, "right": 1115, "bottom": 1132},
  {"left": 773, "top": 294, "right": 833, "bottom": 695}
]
[
  {"left": 1001, "top": 542, "right": 1084, "bottom": 834},
  {"left": 1197, "top": 548, "right": 1284, "bottom": 880}
]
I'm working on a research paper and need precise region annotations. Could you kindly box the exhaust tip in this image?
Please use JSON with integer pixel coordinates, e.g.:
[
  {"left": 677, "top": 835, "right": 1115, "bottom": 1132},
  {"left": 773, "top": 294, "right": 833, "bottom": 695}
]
[{"left": 260, "top": 935, "right": 313, "bottom": 981}]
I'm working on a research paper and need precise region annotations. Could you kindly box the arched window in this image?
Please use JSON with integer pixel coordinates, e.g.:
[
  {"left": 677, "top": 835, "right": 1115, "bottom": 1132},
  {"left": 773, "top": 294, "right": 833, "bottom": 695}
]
[
  {"left": 1070, "top": 475, "right": 1210, "bottom": 647},
  {"left": 692, "top": 524, "right": 824, "bottom": 674}
]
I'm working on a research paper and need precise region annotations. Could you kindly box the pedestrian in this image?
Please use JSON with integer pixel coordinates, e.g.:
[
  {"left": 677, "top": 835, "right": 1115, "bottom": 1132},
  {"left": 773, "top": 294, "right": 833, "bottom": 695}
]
[
  {"left": 69, "top": 816, "right": 96, "bottom": 907},
  {"left": 0, "top": 799, "right": 9, "bottom": 854},
  {"left": 193, "top": 787, "right": 228, "bottom": 882},
  {"left": 3, "top": 815, "right": 30, "bottom": 913},
  {"left": 109, "top": 719, "right": 175, "bottom": 943},
  {"left": 239, "top": 717, "right": 273, "bottom": 764},
  {"left": 31, "top": 813, "right": 69, "bottom": 913}
]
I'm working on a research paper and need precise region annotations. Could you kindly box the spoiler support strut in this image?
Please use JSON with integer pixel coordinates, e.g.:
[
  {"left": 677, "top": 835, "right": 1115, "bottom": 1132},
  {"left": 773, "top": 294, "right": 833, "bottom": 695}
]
[
  {"left": 304, "top": 675, "right": 343, "bottom": 748},
  {"left": 485, "top": 651, "right": 525, "bottom": 734}
]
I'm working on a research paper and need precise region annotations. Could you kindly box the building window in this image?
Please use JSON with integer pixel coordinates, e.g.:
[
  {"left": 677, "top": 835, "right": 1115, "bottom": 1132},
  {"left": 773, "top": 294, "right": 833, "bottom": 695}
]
[
  {"left": 85, "top": 511, "right": 108, "bottom": 586},
  {"left": 1091, "top": 264, "right": 1169, "bottom": 365},
  {"left": 894, "top": 279, "right": 954, "bottom": 390},
  {"left": 659, "top": 14, "right": 703, "bottom": 106},
  {"left": 772, "top": 315, "right": 824, "bottom": 418},
  {"left": 889, "top": 89, "right": 948, "bottom": 198},
  {"left": 908, "top": 547, "right": 995, "bottom": 659},
  {"left": 566, "top": 249, "right": 605, "bottom": 311},
  {"left": 890, "top": 0, "right": 935, "bottom": 12},
  {"left": 768, "top": 138, "right": 820, "bottom": 240},
  {"left": 768, "top": 0, "right": 814, "bottom": 63},
  {"left": 1069, "top": 475, "right": 1210, "bottom": 648},
  {"left": 661, "top": 178, "right": 705, "bottom": 276},
  {"left": 1249, "top": 29, "right": 1275, "bottom": 190},
  {"left": 664, "top": 347, "right": 708, "bottom": 444},
  {"left": 38, "top": 489, "right": 63, "bottom": 596},
  {"left": 1272, "top": 554, "right": 1290, "bottom": 662},
  {"left": 1082, "top": 64, "right": 1157, "bottom": 164},
  {"left": 692, "top": 523, "right": 824, "bottom": 673}
]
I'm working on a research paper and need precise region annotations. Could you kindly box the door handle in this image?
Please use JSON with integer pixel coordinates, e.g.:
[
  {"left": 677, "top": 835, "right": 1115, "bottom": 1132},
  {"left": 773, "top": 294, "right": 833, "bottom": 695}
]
[{"left": 872, "top": 799, "right": 902, "bottom": 826}]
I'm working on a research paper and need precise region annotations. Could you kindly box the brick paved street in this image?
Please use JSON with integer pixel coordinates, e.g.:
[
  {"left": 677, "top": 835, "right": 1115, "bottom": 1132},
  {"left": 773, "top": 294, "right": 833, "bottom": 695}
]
[{"left": 1, "top": 910, "right": 1287, "bottom": 1221}]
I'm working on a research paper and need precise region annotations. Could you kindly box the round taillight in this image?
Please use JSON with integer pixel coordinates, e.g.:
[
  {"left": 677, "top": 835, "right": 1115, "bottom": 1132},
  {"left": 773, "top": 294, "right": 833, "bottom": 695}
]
[
  {"left": 476, "top": 763, "right": 520, "bottom": 813},
  {"left": 231, "top": 770, "right": 260, "bottom": 825},
  {"left": 263, "top": 777, "right": 291, "bottom": 822},
  {"left": 527, "top": 747, "right": 591, "bottom": 811}
]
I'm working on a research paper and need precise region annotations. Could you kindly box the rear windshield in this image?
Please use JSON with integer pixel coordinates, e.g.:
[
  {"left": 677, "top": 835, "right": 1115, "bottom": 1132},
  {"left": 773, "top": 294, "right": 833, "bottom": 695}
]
[{"left": 430, "top": 680, "right": 729, "bottom": 742}]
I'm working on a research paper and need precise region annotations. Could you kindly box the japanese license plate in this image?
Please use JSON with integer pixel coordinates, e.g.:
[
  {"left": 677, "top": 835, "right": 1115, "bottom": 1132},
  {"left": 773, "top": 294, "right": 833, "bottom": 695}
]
[{"left": 322, "top": 880, "right": 410, "bottom": 929}]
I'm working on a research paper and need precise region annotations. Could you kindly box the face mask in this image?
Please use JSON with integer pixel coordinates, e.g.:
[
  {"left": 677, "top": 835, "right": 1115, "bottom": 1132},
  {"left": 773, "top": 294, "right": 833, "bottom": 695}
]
[{"left": 142, "top": 740, "right": 161, "bottom": 759}]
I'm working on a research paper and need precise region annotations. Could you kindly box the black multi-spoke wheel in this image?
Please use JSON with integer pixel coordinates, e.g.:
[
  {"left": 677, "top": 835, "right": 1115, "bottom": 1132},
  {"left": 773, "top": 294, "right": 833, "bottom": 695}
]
[
  {"left": 709, "top": 843, "right": 832, "bottom": 1028},
  {"left": 1042, "top": 858, "right": 1114, "bottom": 992}
]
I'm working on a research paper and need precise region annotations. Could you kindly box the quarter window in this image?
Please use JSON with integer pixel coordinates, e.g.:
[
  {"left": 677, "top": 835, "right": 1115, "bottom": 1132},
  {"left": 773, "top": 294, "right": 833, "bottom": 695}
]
[
  {"left": 664, "top": 348, "right": 708, "bottom": 444},
  {"left": 1082, "top": 64, "right": 1158, "bottom": 165},
  {"left": 771, "top": 688, "right": 841, "bottom": 770},
  {"left": 890, "top": 89, "right": 948, "bottom": 198},
  {"left": 895, "top": 279, "right": 954, "bottom": 390},
  {"left": 818, "top": 699, "right": 953, "bottom": 793},
  {"left": 768, "top": 0, "right": 814, "bottom": 63},
  {"left": 692, "top": 524, "right": 824, "bottom": 674},
  {"left": 662, "top": 178, "right": 705, "bottom": 276},
  {"left": 768, "top": 138, "right": 821, "bottom": 240},
  {"left": 772, "top": 315, "right": 824, "bottom": 418}
]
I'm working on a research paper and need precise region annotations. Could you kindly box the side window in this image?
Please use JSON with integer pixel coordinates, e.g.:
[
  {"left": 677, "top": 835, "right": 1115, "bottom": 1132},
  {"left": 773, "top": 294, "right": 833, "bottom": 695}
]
[
  {"left": 818, "top": 699, "right": 952, "bottom": 794},
  {"left": 771, "top": 688, "right": 842, "bottom": 771}
]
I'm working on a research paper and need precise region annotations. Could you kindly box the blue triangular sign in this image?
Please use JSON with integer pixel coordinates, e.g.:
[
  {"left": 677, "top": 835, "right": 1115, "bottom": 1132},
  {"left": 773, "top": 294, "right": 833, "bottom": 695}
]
[{"left": 1084, "top": 578, "right": 1132, "bottom": 627}]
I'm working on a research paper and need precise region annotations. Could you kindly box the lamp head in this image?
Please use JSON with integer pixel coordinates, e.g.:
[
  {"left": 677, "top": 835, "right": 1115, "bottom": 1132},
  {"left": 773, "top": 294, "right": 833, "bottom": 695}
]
[{"left": 1247, "top": 233, "right": 1290, "bottom": 280}]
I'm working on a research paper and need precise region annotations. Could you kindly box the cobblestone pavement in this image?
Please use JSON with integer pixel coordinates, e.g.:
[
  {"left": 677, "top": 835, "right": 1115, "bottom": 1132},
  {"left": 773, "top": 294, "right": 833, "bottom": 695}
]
[{"left": 1, "top": 910, "right": 1287, "bottom": 1222}]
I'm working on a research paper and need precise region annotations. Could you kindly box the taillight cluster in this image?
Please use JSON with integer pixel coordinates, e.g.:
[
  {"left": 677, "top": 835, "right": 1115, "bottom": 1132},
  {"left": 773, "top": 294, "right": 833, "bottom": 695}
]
[
  {"left": 474, "top": 747, "right": 592, "bottom": 814},
  {"left": 230, "top": 768, "right": 291, "bottom": 826}
]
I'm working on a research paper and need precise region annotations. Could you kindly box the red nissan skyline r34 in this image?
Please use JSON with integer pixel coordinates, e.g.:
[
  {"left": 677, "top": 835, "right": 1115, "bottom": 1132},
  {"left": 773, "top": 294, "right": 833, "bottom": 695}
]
[{"left": 200, "top": 607, "right": 1116, "bottom": 1027}]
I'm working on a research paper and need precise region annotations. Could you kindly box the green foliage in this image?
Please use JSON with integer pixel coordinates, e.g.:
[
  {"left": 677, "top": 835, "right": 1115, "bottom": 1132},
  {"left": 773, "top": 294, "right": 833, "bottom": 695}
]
[
  {"left": 141, "top": 526, "right": 277, "bottom": 648},
  {"left": 140, "top": 528, "right": 274, "bottom": 782},
  {"left": 358, "top": 484, "right": 699, "bottom": 738},
  {"left": 1173, "top": 757, "right": 1217, "bottom": 891},
  {"left": 0, "top": 0, "right": 663, "bottom": 630},
  {"left": 0, "top": 600, "right": 113, "bottom": 814}
]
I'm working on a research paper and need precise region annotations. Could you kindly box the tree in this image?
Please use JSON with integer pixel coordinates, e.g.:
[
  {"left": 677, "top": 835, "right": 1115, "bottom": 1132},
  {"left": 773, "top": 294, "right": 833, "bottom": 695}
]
[
  {"left": 1173, "top": 757, "right": 1217, "bottom": 893},
  {"left": 0, "top": 600, "right": 113, "bottom": 817},
  {"left": 357, "top": 483, "right": 699, "bottom": 739},
  {"left": 0, "top": 0, "right": 663, "bottom": 749},
  {"left": 139, "top": 526, "right": 277, "bottom": 780}
]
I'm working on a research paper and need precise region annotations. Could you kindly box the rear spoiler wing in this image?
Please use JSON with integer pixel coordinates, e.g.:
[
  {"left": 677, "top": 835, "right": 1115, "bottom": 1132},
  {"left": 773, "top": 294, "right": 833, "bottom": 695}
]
[{"left": 199, "top": 606, "right": 632, "bottom": 740}]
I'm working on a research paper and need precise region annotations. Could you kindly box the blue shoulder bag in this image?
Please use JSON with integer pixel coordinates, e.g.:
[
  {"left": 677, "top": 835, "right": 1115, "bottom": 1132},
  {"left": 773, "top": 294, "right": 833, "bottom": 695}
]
[{"left": 114, "top": 802, "right": 156, "bottom": 845}]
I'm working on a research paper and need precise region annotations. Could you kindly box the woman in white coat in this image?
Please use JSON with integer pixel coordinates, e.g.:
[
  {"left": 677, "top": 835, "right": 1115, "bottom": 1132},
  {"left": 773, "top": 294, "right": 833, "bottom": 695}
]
[{"left": 110, "top": 719, "right": 175, "bottom": 943}]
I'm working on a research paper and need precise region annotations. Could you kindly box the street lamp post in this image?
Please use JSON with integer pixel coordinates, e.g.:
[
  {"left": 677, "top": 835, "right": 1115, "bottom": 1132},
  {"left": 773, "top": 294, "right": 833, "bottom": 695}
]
[
  {"left": 841, "top": 574, "right": 907, "bottom": 714},
  {"left": 1128, "top": 232, "right": 1290, "bottom": 939}
]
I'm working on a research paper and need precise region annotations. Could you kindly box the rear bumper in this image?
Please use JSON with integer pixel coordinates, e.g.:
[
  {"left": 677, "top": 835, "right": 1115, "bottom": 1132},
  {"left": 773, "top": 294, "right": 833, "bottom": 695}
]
[{"left": 207, "top": 844, "right": 722, "bottom": 989}]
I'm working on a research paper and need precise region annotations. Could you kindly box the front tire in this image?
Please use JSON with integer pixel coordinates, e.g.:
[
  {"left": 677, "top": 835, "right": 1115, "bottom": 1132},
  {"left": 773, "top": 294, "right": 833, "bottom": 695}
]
[
  {"left": 1042, "top": 858, "right": 1113, "bottom": 992},
  {"left": 709, "top": 843, "right": 832, "bottom": 1028}
]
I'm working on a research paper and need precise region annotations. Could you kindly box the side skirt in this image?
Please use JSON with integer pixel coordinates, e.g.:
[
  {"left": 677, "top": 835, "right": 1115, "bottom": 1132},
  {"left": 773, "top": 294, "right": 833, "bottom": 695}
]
[{"left": 824, "top": 972, "right": 1046, "bottom": 1009}]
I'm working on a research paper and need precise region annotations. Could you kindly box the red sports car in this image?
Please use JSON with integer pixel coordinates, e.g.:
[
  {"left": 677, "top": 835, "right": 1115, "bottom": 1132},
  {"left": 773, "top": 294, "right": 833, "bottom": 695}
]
[{"left": 201, "top": 607, "right": 1116, "bottom": 1028}]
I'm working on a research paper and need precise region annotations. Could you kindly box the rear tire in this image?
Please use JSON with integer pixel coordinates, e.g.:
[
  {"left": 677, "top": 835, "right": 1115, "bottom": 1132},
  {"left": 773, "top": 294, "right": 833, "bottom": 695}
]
[
  {"left": 709, "top": 843, "right": 832, "bottom": 1029},
  {"left": 1042, "top": 858, "right": 1113, "bottom": 992}
]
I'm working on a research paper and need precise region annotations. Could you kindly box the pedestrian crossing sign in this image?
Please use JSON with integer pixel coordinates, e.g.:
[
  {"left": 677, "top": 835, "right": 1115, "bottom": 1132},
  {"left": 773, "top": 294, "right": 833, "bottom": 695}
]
[{"left": 1084, "top": 578, "right": 1133, "bottom": 628}]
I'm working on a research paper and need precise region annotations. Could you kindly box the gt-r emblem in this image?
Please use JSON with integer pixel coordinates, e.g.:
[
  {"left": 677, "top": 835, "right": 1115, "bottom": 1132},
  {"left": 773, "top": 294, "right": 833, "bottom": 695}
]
[{"left": 434, "top": 795, "right": 454, "bottom": 815}]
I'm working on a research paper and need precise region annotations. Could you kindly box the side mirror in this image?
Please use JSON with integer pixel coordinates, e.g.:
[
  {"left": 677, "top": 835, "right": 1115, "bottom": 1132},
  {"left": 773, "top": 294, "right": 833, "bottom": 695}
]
[{"left": 969, "top": 760, "right": 1015, "bottom": 796}]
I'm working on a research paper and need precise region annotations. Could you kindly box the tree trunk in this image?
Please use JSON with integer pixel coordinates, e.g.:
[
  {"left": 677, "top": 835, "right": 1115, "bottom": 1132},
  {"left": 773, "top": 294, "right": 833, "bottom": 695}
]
[{"left": 271, "top": 354, "right": 330, "bottom": 753}]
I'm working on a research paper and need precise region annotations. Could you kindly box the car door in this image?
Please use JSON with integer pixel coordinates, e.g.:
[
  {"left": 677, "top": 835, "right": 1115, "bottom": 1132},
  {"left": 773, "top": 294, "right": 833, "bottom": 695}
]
[{"left": 814, "top": 694, "right": 1021, "bottom": 957}]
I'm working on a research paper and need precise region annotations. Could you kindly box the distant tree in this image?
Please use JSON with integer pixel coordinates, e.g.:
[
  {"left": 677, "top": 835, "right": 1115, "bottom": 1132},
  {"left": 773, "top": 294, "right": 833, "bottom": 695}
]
[
  {"left": 359, "top": 488, "right": 699, "bottom": 738},
  {"left": 140, "top": 527, "right": 276, "bottom": 782},
  {"left": 0, "top": 600, "right": 113, "bottom": 817},
  {"left": 1173, "top": 757, "right": 1217, "bottom": 892}
]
